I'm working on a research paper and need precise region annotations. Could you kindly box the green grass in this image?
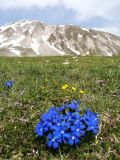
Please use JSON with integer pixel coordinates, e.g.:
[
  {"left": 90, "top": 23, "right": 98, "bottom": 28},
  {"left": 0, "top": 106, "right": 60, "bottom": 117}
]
[{"left": 0, "top": 56, "right": 120, "bottom": 160}]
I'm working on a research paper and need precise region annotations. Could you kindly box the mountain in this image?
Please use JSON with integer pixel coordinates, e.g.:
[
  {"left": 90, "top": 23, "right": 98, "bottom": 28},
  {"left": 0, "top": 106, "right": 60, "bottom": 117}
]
[{"left": 0, "top": 20, "right": 120, "bottom": 56}]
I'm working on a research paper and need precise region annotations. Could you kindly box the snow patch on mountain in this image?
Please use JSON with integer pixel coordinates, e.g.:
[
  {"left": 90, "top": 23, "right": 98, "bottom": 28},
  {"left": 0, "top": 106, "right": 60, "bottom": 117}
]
[
  {"left": 9, "top": 48, "right": 20, "bottom": 56},
  {"left": 78, "top": 34, "right": 83, "bottom": 38},
  {"left": 82, "top": 28, "right": 89, "bottom": 32},
  {"left": 92, "top": 35, "right": 97, "bottom": 38},
  {"left": 59, "top": 25, "right": 65, "bottom": 28},
  {"left": 31, "top": 38, "right": 40, "bottom": 55},
  {"left": 0, "top": 34, "right": 7, "bottom": 43},
  {"left": 46, "top": 42, "right": 65, "bottom": 55},
  {"left": 42, "top": 35, "right": 49, "bottom": 41},
  {"left": 67, "top": 42, "right": 80, "bottom": 55},
  {"left": 29, "top": 26, "right": 35, "bottom": 34},
  {"left": 0, "top": 35, "right": 25, "bottom": 47}
]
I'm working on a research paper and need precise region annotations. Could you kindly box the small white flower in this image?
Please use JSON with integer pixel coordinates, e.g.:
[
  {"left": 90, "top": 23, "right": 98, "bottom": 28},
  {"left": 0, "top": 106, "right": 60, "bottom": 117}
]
[{"left": 72, "top": 57, "right": 77, "bottom": 59}]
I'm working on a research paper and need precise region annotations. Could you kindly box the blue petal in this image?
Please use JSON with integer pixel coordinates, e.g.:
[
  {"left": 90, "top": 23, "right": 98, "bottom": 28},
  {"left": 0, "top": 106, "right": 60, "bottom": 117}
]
[
  {"left": 73, "top": 131, "right": 80, "bottom": 137},
  {"left": 75, "top": 138, "right": 80, "bottom": 144},
  {"left": 68, "top": 139, "right": 74, "bottom": 146},
  {"left": 47, "top": 133, "right": 52, "bottom": 139},
  {"left": 54, "top": 133, "right": 61, "bottom": 139},
  {"left": 53, "top": 131, "right": 61, "bottom": 137},
  {"left": 71, "top": 126, "right": 76, "bottom": 131},
  {"left": 38, "top": 131, "right": 43, "bottom": 137},
  {"left": 50, "top": 125, "right": 60, "bottom": 131},
  {"left": 61, "top": 121, "right": 66, "bottom": 127},
  {"left": 63, "top": 133, "right": 71, "bottom": 139},
  {"left": 47, "top": 141, "right": 53, "bottom": 147},
  {"left": 87, "top": 126, "right": 92, "bottom": 131},
  {"left": 80, "top": 130, "right": 85, "bottom": 136},
  {"left": 93, "top": 129, "right": 98, "bottom": 135},
  {"left": 53, "top": 142, "right": 59, "bottom": 149},
  {"left": 44, "top": 127, "right": 48, "bottom": 132},
  {"left": 62, "top": 137, "right": 67, "bottom": 144},
  {"left": 79, "top": 123, "right": 85, "bottom": 129},
  {"left": 57, "top": 139, "right": 62, "bottom": 143}
]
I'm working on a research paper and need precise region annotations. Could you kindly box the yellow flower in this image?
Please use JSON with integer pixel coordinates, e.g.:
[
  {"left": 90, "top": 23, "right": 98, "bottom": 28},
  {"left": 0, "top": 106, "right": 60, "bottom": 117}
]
[
  {"left": 80, "top": 90, "right": 85, "bottom": 94},
  {"left": 72, "top": 87, "right": 77, "bottom": 91},
  {"left": 61, "top": 84, "right": 69, "bottom": 90}
]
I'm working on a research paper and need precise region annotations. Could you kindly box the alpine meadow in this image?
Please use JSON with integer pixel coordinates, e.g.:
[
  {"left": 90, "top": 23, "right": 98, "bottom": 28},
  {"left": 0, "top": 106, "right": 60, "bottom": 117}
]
[{"left": 0, "top": 56, "right": 120, "bottom": 160}]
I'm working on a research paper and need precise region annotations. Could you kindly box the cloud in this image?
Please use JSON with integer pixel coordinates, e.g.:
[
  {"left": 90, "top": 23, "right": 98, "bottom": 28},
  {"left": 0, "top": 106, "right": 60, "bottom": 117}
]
[
  {"left": 1, "top": 0, "right": 120, "bottom": 21},
  {"left": 0, "top": 0, "right": 59, "bottom": 9},
  {"left": 0, "top": 0, "right": 120, "bottom": 35},
  {"left": 93, "top": 27, "right": 120, "bottom": 36},
  {"left": 63, "top": 0, "right": 120, "bottom": 22}
]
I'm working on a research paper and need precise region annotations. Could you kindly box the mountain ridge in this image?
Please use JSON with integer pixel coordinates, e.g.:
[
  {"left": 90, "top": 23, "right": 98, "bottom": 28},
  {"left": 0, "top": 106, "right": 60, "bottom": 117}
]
[{"left": 0, "top": 20, "right": 120, "bottom": 56}]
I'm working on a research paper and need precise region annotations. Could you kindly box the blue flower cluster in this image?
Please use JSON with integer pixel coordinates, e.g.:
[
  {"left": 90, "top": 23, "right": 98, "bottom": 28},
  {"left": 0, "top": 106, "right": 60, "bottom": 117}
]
[{"left": 34, "top": 100, "right": 99, "bottom": 149}]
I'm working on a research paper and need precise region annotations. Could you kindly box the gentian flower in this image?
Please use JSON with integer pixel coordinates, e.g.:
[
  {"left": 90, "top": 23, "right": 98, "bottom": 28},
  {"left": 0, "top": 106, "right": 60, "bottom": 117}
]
[
  {"left": 4, "top": 80, "right": 14, "bottom": 88},
  {"left": 67, "top": 100, "right": 79, "bottom": 111},
  {"left": 34, "top": 121, "right": 44, "bottom": 137},
  {"left": 56, "top": 105, "right": 66, "bottom": 112},
  {"left": 47, "top": 133, "right": 62, "bottom": 149},
  {"left": 82, "top": 109, "right": 99, "bottom": 135},
  {"left": 50, "top": 122, "right": 71, "bottom": 143},
  {"left": 68, "top": 134, "right": 80, "bottom": 146},
  {"left": 41, "top": 107, "right": 58, "bottom": 122},
  {"left": 71, "top": 122, "right": 85, "bottom": 137},
  {"left": 85, "top": 116, "right": 99, "bottom": 135},
  {"left": 70, "top": 112, "right": 81, "bottom": 120}
]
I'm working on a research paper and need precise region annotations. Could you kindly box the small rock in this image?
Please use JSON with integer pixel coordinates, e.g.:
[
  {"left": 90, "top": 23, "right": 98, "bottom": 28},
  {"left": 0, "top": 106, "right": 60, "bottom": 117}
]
[{"left": 96, "top": 80, "right": 107, "bottom": 86}]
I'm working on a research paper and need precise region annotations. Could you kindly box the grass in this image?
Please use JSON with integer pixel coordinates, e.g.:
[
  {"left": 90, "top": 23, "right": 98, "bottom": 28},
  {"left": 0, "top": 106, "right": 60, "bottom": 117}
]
[{"left": 0, "top": 56, "right": 120, "bottom": 160}]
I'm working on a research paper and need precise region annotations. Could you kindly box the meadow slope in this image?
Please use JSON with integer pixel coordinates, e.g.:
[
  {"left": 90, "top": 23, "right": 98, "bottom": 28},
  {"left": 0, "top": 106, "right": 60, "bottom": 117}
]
[{"left": 0, "top": 56, "right": 120, "bottom": 160}]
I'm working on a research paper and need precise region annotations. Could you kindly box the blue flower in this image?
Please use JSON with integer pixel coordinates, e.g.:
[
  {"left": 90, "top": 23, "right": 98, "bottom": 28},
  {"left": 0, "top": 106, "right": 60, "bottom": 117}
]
[
  {"left": 56, "top": 105, "right": 66, "bottom": 112},
  {"left": 82, "top": 109, "right": 99, "bottom": 135},
  {"left": 71, "top": 122, "right": 85, "bottom": 137},
  {"left": 50, "top": 122, "right": 71, "bottom": 143},
  {"left": 67, "top": 100, "right": 80, "bottom": 111},
  {"left": 46, "top": 133, "right": 62, "bottom": 149},
  {"left": 47, "top": 106, "right": 57, "bottom": 114},
  {"left": 68, "top": 134, "right": 80, "bottom": 146},
  {"left": 41, "top": 107, "right": 58, "bottom": 122},
  {"left": 4, "top": 80, "right": 14, "bottom": 88},
  {"left": 34, "top": 121, "right": 49, "bottom": 137},
  {"left": 85, "top": 116, "right": 99, "bottom": 135},
  {"left": 34, "top": 121, "right": 44, "bottom": 137},
  {"left": 70, "top": 112, "right": 81, "bottom": 121}
]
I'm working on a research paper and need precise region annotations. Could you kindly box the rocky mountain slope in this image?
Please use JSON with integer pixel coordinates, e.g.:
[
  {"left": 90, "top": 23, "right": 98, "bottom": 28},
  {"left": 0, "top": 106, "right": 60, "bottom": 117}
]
[{"left": 0, "top": 20, "right": 120, "bottom": 56}]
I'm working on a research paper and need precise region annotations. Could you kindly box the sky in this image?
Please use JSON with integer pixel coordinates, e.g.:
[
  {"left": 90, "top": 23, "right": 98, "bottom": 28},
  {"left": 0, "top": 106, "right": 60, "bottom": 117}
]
[{"left": 0, "top": 0, "right": 120, "bottom": 36}]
